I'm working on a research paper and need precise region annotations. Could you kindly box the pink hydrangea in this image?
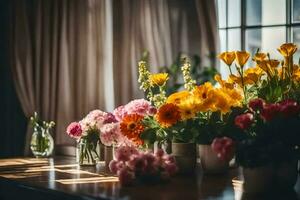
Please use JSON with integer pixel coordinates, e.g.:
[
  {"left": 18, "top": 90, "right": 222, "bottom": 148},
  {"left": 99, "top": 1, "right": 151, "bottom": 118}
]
[
  {"left": 113, "top": 105, "right": 128, "bottom": 121},
  {"left": 80, "top": 109, "right": 107, "bottom": 131},
  {"left": 66, "top": 122, "right": 82, "bottom": 139},
  {"left": 103, "top": 113, "right": 118, "bottom": 124},
  {"left": 100, "top": 123, "right": 121, "bottom": 146},
  {"left": 125, "top": 99, "right": 152, "bottom": 116},
  {"left": 113, "top": 99, "right": 156, "bottom": 122}
]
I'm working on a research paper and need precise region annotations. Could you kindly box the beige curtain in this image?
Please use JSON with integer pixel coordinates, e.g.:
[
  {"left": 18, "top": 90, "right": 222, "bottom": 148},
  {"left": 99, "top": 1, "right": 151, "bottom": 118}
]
[
  {"left": 113, "top": 0, "right": 218, "bottom": 106},
  {"left": 10, "top": 0, "right": 108, "bottom": 154}
]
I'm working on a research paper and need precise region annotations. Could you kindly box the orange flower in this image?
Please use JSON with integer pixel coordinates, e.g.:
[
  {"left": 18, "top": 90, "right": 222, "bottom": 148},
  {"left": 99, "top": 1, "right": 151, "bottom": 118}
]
[
  {"left": 218, "top": 51, "right": 236, "bottom": 66},
  {"left": 156, "top": 103, "right": 181, "bottom": 128},
  {"left": 120, "top": 114, "right": 145, "bottom": 145},
  {"left": 277, "top": 43, "right": 297, "bottom": 57},
  {"left": 235, "top": 51, "right": 250, "bottom": 67}
]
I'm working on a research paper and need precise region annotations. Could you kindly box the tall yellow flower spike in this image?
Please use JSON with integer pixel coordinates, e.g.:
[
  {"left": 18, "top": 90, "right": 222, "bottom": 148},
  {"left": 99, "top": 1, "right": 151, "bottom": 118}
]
[
  {"left": 277, "top": 43, "right": 297, "bottom": 57},
  {"left": 149, "top": 73, "right": 169, "bottom": 86},
  {"left": 218, "top": 52, "right": 236, "bottom": 66},
  {"left": 235, "top": 51, "right": 250, "bottom": 67}
]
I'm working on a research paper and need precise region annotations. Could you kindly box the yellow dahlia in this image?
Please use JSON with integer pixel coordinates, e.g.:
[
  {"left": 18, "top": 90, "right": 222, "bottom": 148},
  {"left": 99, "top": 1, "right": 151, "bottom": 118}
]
[{"left": 149, "top": 73, "right": 169, "bottom": 86}]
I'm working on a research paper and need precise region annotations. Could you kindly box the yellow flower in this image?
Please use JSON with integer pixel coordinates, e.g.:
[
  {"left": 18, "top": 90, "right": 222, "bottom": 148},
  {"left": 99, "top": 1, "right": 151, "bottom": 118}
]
[
  {"left": 149, "top": 73, "right": 169, "bottom": 86},
  {"left": 192, "top": 82, "right": 216, "bottom": 112},
  {"left": 214, "top": 74, "right": 234, "bottom": 89},
  {"left": 192, "top": 82, "right": 213, "bottom": 100},
  {"left": 235, "top": 51, "right": 250, "bottom": 67},
  {"left": 257, "top": 60, "right": 279, "bottom": 77},
  {"left": 220, "top": 88, "right": 243, "bottom": 108},
  {"left": 277, "top": 43, "right": 297, "bottom": 57},
  {"left": 177, "top": 97, "right": 199, "bottom": 120},
  {"left": 218, "top": 51, "right": 236, "bottom": 66},
  {"left": 166, "top": 90, "right": 191, "bottom": 105},
  {"left": 292, "top": 65, "right": 300, "bottom": 82},
  {"left": 244, "top": 67, "right": 264, "bottom": 84},
  {"left": 210, "top": 89, "right": 232, "bottom": 114},
  {"left": 253, "top": 52, "right": 267, "bottom": 62}
]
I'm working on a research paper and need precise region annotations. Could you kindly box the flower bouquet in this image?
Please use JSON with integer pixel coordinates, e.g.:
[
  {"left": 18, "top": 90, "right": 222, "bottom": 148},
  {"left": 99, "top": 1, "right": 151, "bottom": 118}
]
[
  {"left": 136, "top": 57, "right": 243, "bottom": 174},
  {"left": 215, "top": 43, "right": 300, "bottom": 193},
  {"left": 67, "top": 110, "right": 122, "bottom": 166}
]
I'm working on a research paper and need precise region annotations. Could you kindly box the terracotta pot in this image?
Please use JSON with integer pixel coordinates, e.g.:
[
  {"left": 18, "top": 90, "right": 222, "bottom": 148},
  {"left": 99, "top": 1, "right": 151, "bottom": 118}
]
[
  {"left": 242, "top": 160, "right": 298, "bottom": 194},
  {"left": 198, "top": 144, "right": 229, "bottom": 174},
  {"left": 104, "top": 146, "right": 114, "bottom": 169},
  {"left": 172, "top": 143, "right": 196, "bottom": 174}
]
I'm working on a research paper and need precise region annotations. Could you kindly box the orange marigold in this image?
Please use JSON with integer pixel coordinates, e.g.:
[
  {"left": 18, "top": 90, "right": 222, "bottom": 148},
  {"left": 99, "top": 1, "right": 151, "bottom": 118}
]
[
  {"left": 156, "top": 103, "right": 181, "bottom": 128},
  {"left": 120, "top": 114, "right": 144, "bottom": 145}
]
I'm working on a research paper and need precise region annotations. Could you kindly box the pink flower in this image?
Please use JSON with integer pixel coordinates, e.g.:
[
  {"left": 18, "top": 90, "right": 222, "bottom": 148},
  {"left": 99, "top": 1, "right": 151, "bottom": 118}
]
[
  {"left": 148, "top": 107, "right": 157, "bottom": 115},
  {"left": 249, "top": 98, "right": 265, "bottom": 112},
  {"left": 163, "top": 155, "right": 176, "bottom": 164},
  {"left": 125, "top": 99, "right": 152, "bottom": 116},
  {"left": 260, "top": 103, "right": 280, "bottom": 121},
  {"left": 234, "top": 113, "right": 254, "bottom": 130},
  {"left": 103, "top": 113, "right": 118, "bottom": 124},
  {"left": 66, "top": 122, "right": 82, "bottom": 139},
  {"left": 113, "top": 105, "right": 128, "bottom": 121},
  {"left": 155, "top": 149, "right": 165, "bottom": 157},
  {"left": 117, "top": 167, "right": 135, "bottom": 186},
  {"left": 80, "top": 109, "right": 107, "bottom": 131},
  {"left": 164, "top": 162, "right": 178, "bottom": 175},
  {"left": 115, "top": 146, "right": 139, "bottom": 162},
  {"left": 109, "top": 160, "right": 119, "bottom": 174},
  {"left": 279, "top": 99, "right": 300, "bottom": 118},
  {"left": 211, "top": 137, "right": 235, "bottom": 161},
  {"left": 100, "top": 123, "right": 121, "bottom": 146}
]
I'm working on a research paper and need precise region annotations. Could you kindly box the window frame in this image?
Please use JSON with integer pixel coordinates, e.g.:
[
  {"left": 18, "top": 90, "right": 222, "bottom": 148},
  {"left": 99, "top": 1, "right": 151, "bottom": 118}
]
[{"left": 217, "top": 0, "right": 300, "bottom": 51}]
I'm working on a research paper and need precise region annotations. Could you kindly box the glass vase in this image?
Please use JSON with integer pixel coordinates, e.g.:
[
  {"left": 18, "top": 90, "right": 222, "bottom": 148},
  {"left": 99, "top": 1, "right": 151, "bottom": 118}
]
[
  {"left": 77, "top": 138, "right": 100, "bottom": 166},
  {"left": 30, "top": 127, "right": 54, "bottom": 158}
]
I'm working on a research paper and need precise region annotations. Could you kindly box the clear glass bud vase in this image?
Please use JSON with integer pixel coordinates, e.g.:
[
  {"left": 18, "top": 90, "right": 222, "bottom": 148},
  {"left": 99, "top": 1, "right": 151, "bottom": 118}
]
[
  {"left": 77, "top": 138, "right": 100, "bottom": 166},
  {"left": 30, "top": 127, "right": 54, "bottom": 158}
]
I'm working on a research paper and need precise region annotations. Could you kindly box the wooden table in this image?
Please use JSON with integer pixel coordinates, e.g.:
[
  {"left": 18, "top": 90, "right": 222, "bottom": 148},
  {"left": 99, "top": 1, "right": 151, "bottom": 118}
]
[{"left": 0, "top": 157, "right": 299, "bottom": 200}]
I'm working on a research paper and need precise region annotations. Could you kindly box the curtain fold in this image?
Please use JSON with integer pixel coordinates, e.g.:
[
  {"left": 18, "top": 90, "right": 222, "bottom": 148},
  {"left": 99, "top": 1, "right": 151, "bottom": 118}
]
[
  {"left": 10, "top": 0, "right": 108, "bottom": 154},
  {"left": 113, "top": 0, "right": 218, "bottom": 106}
]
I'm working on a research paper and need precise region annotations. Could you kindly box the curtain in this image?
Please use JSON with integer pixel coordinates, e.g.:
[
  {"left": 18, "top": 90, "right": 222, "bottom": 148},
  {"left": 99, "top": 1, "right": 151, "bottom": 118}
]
[
  {"left": 113, "top": 0, "right": 218, "bottom": 106},
  {"left": 10, "top": 0, "right": 108, "bottom": 154}
]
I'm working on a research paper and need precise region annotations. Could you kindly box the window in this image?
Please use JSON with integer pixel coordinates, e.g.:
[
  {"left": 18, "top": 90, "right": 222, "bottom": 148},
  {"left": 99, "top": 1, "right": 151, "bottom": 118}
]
[{"left": 217, "top": 0, "right": 300, "bottom": 77}]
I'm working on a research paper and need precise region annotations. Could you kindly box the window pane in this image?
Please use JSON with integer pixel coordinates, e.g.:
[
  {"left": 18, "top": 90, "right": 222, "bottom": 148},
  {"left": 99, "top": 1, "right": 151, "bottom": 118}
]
[
  {"left": 261, "top": 27, "right": 286, "bottom": 59},
  {"left": 217, "top": 0, "right": 227, "bottom": 28},
  {"left": 246, "top": 27, "right": 286, "bottom": 61},
  {"left": 219, "top": 29, "right": 227, "bottom": 52},
  {"left": 245, "top": 29, "right": 261, "bottom": 66},
  {"left": 228, "top": 0, "right": 241, "bottom": 27},
  {"left": 219, "top": 30, "right": 228, "bottom": 78},
  {"left": 246, "top": 0, "right": 286, "bottom": 25},
  {"left": 292, "top": 27, "right": 300, "bottom": 63},
  {"left": 293, "top": 0, "right": 300, "bottom": 23},
  {"left": 228, "top": 28, "right": 241, "bottom": 51}
]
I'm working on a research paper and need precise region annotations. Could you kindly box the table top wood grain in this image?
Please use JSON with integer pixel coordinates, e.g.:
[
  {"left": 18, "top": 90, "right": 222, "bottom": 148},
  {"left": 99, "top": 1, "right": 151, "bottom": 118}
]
[{"left": 0, "top": 157, "right": 299, "bottom": 200}]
